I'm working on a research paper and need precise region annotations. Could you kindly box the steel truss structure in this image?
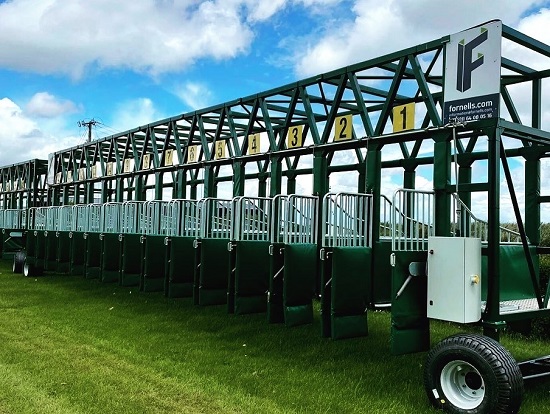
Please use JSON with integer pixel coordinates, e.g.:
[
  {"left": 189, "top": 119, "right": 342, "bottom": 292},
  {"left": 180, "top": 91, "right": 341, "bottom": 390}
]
[{"left": 1, "top": 19, "right": 550, "bottom": 413}]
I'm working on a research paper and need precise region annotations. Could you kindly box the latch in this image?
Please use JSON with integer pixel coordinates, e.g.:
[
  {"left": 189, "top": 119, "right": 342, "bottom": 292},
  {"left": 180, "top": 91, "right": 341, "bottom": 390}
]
[{"left": 395, "top": 261, "right": 426, "bottom": 299}]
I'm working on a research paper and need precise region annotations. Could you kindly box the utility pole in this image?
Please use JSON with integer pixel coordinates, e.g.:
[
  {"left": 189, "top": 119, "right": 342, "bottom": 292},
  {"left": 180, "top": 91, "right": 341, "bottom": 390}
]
[{"left": 78, "top": 119, "right": 98, "bottom": 142}]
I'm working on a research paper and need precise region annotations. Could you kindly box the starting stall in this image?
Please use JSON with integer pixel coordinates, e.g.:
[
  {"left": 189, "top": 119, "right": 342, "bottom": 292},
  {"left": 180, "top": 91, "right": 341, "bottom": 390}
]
[
  {"left": 268, "top": 194, "right": 318, "bottom": 327},
  {"left": 164, "top": 199, "right": 200, "bottom": 298},
  {"left": 320, "top": 192, "right": 373, "bottom": 340},
  {"left": 227, "top": 196, "right": 272, "bottom": 315},
  {"left": 3, "top": 209, "right": 27, "bottom": 272},
  {"left": 141, "top": 200, "right": 170, "bottom": 292},
  {"left": 194, "top": 198, "right": 232, "bottom": 306}
]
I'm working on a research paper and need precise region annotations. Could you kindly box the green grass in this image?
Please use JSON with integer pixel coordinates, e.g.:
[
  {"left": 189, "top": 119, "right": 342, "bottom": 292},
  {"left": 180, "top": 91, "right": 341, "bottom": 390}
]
[{"left": 0, "top": 261, "right": 549, "bottom": 414}]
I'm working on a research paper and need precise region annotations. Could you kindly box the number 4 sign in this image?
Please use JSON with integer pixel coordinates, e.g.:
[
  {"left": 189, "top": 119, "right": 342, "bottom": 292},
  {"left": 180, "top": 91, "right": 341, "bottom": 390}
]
[
  {"left": 248, "top": 133, "right": 260, "bottom": 155},
  {"left": 392, "top": 103, "right": 415, "bottom": 133}
]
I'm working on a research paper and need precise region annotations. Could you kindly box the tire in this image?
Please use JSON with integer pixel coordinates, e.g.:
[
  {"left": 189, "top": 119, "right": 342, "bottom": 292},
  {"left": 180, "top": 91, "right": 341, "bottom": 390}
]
[
  {"left": 23, "top": 261, "right": 43, "bottom": 277},
  {"left": 424, "top": 333, "right": 523, "bottom": 414},
  {"left": 13, "top": 251, "right": 26, "bottom": 273}
]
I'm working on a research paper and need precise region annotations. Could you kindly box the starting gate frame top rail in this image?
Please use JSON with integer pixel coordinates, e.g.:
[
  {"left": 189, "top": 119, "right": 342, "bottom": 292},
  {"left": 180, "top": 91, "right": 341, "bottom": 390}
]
[{"left": 44, "top": 20, "right": 550, "bottom": 193}]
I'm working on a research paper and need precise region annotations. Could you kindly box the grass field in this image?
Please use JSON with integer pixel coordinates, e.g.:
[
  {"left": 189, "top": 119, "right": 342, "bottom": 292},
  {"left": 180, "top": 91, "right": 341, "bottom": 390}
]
[{"left": 0, "top": 260, "right": 549, "bottom": 414}]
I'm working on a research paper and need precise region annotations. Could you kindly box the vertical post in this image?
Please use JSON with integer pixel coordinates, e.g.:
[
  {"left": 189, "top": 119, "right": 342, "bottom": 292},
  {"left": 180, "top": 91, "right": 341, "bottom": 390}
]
[
  {"left": 366, "top": 143, "right": 382, "bottom": 242},
  {"left": 85, "top": 182, "right": 95, "bottom": 204},
  {"left": 366, "top": 143, "right": 382, "bottom": 306},
  {"left": 50, "top": 187, "right": 60, "bottom": 207},
  {"left": 313, "top": 149, "right": 329, "bottom": 246},
  {"left": 403, "top": 165, "right": 416, "bottom": 219},
  {"left": 357, "top": 161, "right": 366, "bottom": 193},
  {"left": 115, "top": 177, "right": 124, "bottom": 202},
  {"left": 154, "top": 172, "right": 164, "bottom": 200},
  {"left": 484, "top": 126, "right": 502, "bottom": 340},
  {"left": 232, "top": 161, "right": 245, "bottom": 197},
  {"left": 433, "top": 131, "right": 451, "bottom": 237},
  {"left": 61, "top": 186, "right": 70, "bottom": 206},
  {"left": 173, "top": 170, "right": 186, "bottom": 199},
  {"left": 190, "top": 184, "right": 198, "bottom": 200},
  {"left": 203, "top": 166, "right": 216, "bottom": 198},
  {"left": 313, "top": 150, "right": 329, "bottom": 197},
  {"left": 458, "top": 161, "right": 472, "bottom": 236},
  {"left": 258, "top": 173, "right": 267, "bottom": 198},
  {"left": 524, "top": 151, "right": 540, "bottom": 245},
  {"left": 101, "top": 181, "right": 109, "bottom": 203},
  {"left": 287, "top": 173, "right": 297, "bottom": 195},
  {"left": 269, "top": 157, "right": 282, "bottom": 197},
  {"left": 135, "top": 175, "right": 145, "bottom": 201}
]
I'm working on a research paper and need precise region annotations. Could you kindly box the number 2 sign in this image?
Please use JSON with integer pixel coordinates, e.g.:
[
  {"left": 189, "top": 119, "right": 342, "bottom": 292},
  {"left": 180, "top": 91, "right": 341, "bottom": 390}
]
[{"left": 334, "top": 114, "right": 353, "bottom": 141}]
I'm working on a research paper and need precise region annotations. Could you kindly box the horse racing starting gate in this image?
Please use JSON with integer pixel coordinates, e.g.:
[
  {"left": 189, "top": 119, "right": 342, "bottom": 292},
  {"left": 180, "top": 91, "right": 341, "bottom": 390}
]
[{"left": 4, "top": 19, "right": 550, "bottom": 414}]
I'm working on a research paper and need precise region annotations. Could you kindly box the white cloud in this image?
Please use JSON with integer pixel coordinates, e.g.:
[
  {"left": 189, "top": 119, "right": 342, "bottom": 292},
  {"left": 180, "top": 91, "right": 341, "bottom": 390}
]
[
  {"left": 25, "top": 92, "right": 80, "bottom": 118},
  {"left": 174, "top": 82, "right": 214, "bottom": 110},
  {"left": 292, "top": 0, "right": 547, "bottom": 77},
  {"left": 0, "top": 0, "right": 342, "bottom": 78},
  {"left": 110, "top": 98, "right": 164, "bottom": 133},
  {"left": 0, "top": 97, "right": 78, "bottom": 165}
]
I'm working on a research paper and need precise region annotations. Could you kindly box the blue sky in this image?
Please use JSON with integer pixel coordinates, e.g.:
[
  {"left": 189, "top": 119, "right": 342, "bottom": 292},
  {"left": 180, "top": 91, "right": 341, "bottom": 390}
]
[
  {"left": 0, "top": 0, "right": 550, "bottom": 220},
  {"left": 0, "top": 0, "right": 548, "bottom": 161}
]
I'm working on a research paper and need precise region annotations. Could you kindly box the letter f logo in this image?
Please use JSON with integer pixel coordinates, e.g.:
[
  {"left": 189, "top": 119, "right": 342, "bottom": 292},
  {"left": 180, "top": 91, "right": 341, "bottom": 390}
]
[{"left": 456, "top": 28, "right": 488, "bottom": 92}]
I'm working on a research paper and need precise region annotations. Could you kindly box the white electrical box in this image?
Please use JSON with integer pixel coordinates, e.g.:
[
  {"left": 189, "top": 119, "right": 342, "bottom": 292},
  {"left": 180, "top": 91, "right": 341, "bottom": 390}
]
[{"left": 427, "top": 237, "right": 482, "bottom": 323}]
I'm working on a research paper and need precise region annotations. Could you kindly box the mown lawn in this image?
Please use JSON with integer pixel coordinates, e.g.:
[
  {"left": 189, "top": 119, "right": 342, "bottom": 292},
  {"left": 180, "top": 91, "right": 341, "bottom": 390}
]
[{"left": 0, "top": 260, "right": 548, "bottom": 413}]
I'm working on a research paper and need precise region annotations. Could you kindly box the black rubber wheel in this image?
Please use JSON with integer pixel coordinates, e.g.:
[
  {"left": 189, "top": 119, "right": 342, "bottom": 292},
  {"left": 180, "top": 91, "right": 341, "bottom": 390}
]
[
  {"left": 424, "top": 333, "right": 523, "bottom": 414},
  {"left": 12, "top": 251, "right": 26, "bottom": 273},
  {"left": 23, "top": 261, "right": 43, "bottom": 277},
  {"left": 23, "top": 261, "right": 33, "bottom": 277}
]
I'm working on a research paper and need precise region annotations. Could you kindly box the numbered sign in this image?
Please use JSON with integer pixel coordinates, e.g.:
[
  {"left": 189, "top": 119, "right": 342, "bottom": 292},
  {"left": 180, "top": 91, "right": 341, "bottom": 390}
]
[
  {"left": 187, "top": 145, "right": 199, "bottom": 163},
  {"left": 79, "top": 168, "right": 86, "bottom": 181},
  {"left": 165, "top": 149, "right": 174, "bottom": 166},
  {"left": 393, "top": 103, "right": 415, "bottom": 133},
  {"left": 20, "top": 180, "right": 25, "bottom": 189},
  {"left": 67, "top": 171, "right": 73, "bottom": 182},
  {"left": 55, "top": 172, "right": 62, "bottom": 184},
  {"left": 91, "top": 165, "right": 97, "bottom": 178},
  {"left": 334, "top": 114, "right": 353, "bottom": 141},
  {"left": 12, "top": 180, "right": 18, "bottom": 190},
  {"left": 248, "top": 133, "right": 261, "bottom": 155},
  {"left": 287, "top": 125, "right": 303, "bottom": 148},
  {"left": 5, "top": 182, "right": 10, "bottom": 191},
  {"left": 123, "top": 158, "right": 132, "bottom": 173},
  {"left": 214, "top": 141, "right": 226, "bottom": 160},
  {"left": 142, "top": 153, "right": 151, "bottom": 170},
  {"left": 106, "top": 162, "right": 114, "bottom": 176}
]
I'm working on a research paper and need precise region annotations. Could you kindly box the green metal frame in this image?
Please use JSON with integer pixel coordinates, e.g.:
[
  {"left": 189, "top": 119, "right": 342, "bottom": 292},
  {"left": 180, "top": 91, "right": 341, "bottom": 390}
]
[{"left": 1, "top": 21, "right": 549, "bottom": 343}]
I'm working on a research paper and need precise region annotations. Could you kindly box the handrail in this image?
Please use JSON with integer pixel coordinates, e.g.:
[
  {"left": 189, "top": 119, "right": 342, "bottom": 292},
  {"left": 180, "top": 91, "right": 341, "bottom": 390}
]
[{"left": 451, "top": 194, "right": 522, "bottom": 243}]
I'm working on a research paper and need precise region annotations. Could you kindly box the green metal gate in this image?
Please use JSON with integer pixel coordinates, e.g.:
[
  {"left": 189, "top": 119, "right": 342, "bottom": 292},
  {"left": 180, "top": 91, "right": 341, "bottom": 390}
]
[
  {"left": 84, "top": 204, "right": 103, "bottom": 279},
  {"left": 196, "top": 198, "right": 232, "bottom": 306},
  {"left": 141, "top": 200, "right": 170, "bottom": 292},
  {"left": 119, "top": 201, "right": 145, "bottom": 287},
  {"left": 320, "top": 192, "right": 373, "bottom": 340},
  {"left": 164, "top": 199, "right": 200, "bottom": 298},
  {"left": 228, "top": 196, "right": 272, "bottom": 315},
  {"left": 268, "top": 194, "right": 318, "bottom": 326}
]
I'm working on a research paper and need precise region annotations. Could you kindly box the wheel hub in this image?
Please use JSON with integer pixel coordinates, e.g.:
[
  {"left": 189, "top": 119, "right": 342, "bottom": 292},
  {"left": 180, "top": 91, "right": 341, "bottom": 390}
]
[{"left": 440, "top": 360, "right": 485, "bottom": 409}]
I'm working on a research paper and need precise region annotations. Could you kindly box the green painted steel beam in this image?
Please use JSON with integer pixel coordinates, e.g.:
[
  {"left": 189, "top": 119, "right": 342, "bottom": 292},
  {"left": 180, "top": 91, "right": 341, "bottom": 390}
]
[{"left": 503, "top": 24, "right": 550, "bottom": 57}]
